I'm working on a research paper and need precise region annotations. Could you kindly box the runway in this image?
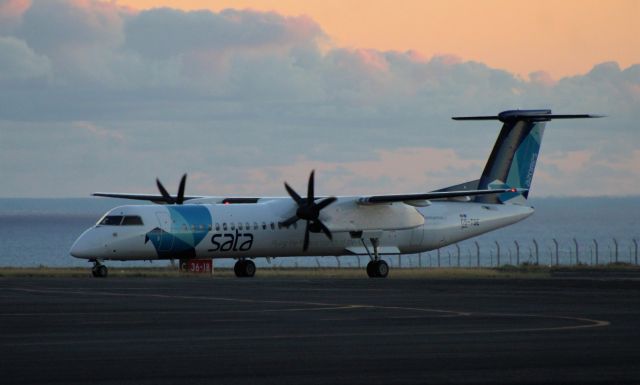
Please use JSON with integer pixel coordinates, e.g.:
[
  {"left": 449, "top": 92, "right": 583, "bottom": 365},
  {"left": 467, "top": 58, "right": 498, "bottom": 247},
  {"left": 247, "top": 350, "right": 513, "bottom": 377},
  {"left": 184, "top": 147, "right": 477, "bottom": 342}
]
[{"left": 1, "top": 276, "right": 639, "bottom": 384}]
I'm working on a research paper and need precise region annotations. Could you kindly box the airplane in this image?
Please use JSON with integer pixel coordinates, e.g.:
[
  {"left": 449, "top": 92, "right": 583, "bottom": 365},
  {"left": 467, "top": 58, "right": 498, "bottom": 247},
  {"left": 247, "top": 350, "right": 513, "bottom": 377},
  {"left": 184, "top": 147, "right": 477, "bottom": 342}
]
[{"left": 70, "top": 109, "right": 601, "bottom": 278}]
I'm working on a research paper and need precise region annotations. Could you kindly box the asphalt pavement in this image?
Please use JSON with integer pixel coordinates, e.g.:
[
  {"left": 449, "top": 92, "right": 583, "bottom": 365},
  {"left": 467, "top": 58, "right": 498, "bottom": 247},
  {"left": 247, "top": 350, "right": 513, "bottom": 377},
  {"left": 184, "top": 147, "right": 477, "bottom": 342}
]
[{"left": 1, "top": 275, "right": 639, "bottom": 384}]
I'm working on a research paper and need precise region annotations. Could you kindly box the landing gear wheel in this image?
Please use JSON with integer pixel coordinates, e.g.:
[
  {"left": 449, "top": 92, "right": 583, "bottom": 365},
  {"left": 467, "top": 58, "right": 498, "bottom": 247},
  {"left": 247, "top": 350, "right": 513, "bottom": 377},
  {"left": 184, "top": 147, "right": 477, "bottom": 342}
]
[
  {"left": 366, "top": 260, "right": 388, "bottom": 278},
  {"left": 243, "top": 260, "right": 256, "bottom": 277},
  {"left": 234, "top": 260, "right": 256, "bottom": 278},
  {"left": 366, "top": 261, "right": 375, "bottom": 277},
  {"left": 92, "top": 264, "right": 108, "bottom": 278},
  {"left": 375, "top": 260, "right": 389, "bottom": 278},
  {"left": 234, "top": 260, "right": 244, "bottom": 277}
]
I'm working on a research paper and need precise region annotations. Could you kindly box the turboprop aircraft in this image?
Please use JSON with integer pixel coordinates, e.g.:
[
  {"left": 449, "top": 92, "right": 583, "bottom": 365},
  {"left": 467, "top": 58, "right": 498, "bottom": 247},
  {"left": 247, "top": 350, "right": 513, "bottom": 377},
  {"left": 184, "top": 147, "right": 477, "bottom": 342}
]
[{"left": 70, "top": 110, "right": 600, "bottom": 278}]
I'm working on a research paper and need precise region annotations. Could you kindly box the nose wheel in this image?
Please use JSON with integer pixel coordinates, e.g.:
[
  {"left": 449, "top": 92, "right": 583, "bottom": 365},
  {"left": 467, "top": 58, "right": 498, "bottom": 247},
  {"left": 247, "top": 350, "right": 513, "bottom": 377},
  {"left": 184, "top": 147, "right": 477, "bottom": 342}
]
[
  {"left": 234, "top": 259, "right": 256, "bottom": 278},
  {"left": 91, "top": 260, "right": 108, "bottom": 278}
]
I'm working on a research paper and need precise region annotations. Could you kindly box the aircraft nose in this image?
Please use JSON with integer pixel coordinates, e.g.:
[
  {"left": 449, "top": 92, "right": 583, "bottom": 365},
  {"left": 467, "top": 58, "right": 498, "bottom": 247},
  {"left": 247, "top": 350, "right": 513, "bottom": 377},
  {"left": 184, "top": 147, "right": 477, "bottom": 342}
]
[{"left": 70, "top": 230, "right": 99, "bottom": 259}]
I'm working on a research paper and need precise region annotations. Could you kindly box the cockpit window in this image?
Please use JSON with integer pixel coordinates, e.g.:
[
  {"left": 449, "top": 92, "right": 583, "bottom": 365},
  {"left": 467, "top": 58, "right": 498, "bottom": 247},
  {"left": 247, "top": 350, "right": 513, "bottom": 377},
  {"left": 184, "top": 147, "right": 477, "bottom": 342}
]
[
  {"left": 122, "top": 216, "right": 144, "bottom": 226},
  {"left": 99, "top": 215, "right": 123, "bottom": 226},
  {"left": 98, "top": 215, "right": 143, "bottom": 226}
]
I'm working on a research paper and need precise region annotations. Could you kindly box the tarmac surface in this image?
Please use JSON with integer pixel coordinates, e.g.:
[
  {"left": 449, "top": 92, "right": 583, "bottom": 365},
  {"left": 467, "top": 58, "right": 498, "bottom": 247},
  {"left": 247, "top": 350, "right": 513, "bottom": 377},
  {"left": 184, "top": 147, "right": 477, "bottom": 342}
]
[{"left": 1, "top": 275, "right": 639, "bottom": 385}]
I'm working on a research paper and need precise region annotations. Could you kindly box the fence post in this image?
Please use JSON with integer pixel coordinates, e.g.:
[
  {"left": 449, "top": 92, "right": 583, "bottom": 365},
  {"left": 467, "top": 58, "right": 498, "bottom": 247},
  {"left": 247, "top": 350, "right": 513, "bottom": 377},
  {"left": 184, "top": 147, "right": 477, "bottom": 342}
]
[
  {"left": 475, "top": 241, "right": 480, "bottom": 267},
  {"left": 437, "top": 248, "right": 441, "bottom": 268},
  {"left": 398, "top": 254, "right": 402, "bottom": 268},
  {"left": 514, "top": 240, "right": 520, "bottom": 265},
  {"left": 495, "top": 241, "right": 501, "bottom": 267},
  {"left": 613, "top": 238, "right": 619, "bottom": 263},
  {"left": 447, "top": 251, "right": 451, "bottom": 267},
  {"left": 455, "top": 244, "right": 461, "bottom": 267},
  {"left": 573, "top": 238, "right": 580, "bottom": 265},
  {"left": 418, "top": 252, "right": 422, "bottom": 268},
  {"left": 533, "top": 239, "right": 539, "bottom": 265},
  {"left": 634, "top": 239, "right": 638, "bottom": 265},
  {"left": 553, "top": 238, "right": 559, "bottom": 265},
  {"left": 593, "top": 239, "right": 599, "bottom": 265}
]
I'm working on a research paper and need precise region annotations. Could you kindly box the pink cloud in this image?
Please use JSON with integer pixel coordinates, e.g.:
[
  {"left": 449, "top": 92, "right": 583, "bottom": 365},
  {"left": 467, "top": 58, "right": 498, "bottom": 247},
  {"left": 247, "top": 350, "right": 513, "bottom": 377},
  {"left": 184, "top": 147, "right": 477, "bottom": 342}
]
[
  {"left": 191, "top": 147, "right": 483, "bottom": 196},
  {"left": 73, "top": 121, "right": 124, "bottom": 142},
  {"left": 529, "top": 70, "right": 556, "bottom": 86}
]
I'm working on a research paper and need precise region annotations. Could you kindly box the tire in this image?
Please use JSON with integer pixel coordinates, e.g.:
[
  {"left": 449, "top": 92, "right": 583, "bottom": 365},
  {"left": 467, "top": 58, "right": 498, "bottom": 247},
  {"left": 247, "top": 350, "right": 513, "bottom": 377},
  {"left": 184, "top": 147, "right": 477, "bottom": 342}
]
[
  {"left": 234, "top": 260, "right": 245, "bottom": 277},
  {"left": 366, "top": 261, "right": 376, "bottom": 278},
  {"left": 243, "top": 260, "right": 256, "bottom": 277},
  {"left": 375, "top": 260, "right": 389, "bottom": 278},
  {"left": 96, "top": 265, "right": 108, "bottom": 278}
]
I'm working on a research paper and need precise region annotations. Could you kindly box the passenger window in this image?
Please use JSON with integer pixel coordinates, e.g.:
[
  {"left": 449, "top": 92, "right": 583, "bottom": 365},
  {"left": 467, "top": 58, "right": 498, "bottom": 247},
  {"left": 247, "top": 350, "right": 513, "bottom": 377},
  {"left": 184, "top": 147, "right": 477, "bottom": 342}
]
[
  {"left": 231, "top": 223, "right": 235, "bottom": 230},
  {"left": 239, "top": 223, "right": 243, "bottom": 230},
  {"left": 223, "top": 223, "right": 227, "bottom": 231},
  {"left": 215, "top": 223, "right": 220, "bottom": 231},
  {"left": 245, "top": 222, "right": 250, "bottom": 230},
  {"left": 191, "top": 225, "right": 196, "bottom": 231},
  {"left": 253, "top": 222, "right": 258, "bottom": 230},
  {"left": 122, "top": 216, "right": 143, "bottom": 226},
  {"left": 270, "top": 222, "right": 275, "bottom": 230},
  {"left": 208, "top": 224, "right": 212, "bottom": 231},
  {"left": 262, "top": 222, "right": 267, "bottom": 230},
  {"left": 98, "top": 215, "right": 123, "bottom": 226}
]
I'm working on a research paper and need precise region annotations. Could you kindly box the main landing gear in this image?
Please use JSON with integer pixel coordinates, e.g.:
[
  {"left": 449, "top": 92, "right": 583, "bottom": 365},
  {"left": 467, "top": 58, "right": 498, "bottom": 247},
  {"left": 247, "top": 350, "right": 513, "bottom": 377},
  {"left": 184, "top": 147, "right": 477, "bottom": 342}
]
[
  {"left": 363, "top": 238, "right": 389, "bottom": 278},
  {"left": 234, "top": 259, "right": 256, "bottom": 278},
  {"left": 91, "top": 260, "right": 108, "bottom": 278}
]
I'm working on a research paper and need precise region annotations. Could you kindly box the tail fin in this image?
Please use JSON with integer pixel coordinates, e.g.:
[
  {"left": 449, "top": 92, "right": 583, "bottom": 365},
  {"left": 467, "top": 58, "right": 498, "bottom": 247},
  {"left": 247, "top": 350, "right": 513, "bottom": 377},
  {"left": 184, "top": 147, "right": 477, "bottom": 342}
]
[{"left": 452, "top": 110, "right": 602, "bottom": 204}]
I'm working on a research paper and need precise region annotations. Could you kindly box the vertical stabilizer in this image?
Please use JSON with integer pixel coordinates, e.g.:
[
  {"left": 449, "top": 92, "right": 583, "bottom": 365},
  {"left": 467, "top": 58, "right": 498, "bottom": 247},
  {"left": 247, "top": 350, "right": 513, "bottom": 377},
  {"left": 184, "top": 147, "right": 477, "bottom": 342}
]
[{"left": 452, "top": 110, "right": 601, "bottom": 204}]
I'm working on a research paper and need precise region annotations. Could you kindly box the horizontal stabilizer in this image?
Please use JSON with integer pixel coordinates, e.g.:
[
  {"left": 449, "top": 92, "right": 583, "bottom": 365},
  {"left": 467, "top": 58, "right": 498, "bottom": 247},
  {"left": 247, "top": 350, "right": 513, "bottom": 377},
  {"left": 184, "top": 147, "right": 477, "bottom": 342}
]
[{"left": 452, "top": 110, "right": 604, "bottom": 122}]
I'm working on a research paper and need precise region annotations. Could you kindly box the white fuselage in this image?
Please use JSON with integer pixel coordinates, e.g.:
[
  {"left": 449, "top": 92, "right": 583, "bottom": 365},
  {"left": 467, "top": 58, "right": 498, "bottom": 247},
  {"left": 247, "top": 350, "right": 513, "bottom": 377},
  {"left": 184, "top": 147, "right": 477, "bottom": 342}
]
[{"left": 70, "top": 198, "right": 533, "bottom": 262}]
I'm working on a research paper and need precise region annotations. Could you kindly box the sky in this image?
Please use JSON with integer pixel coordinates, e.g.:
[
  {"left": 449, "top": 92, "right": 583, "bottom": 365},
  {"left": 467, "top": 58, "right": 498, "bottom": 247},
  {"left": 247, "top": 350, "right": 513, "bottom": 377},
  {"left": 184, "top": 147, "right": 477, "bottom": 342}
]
[{"left": 0, "top": 0, "right": 639, "bottom": 198}]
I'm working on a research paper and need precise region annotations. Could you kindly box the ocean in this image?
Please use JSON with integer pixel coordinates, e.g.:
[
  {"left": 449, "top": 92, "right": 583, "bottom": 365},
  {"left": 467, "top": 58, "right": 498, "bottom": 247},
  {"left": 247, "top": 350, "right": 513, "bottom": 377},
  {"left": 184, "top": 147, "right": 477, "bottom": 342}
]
[{"left": 0, "top": 197, "right": 638, "bottom": 269}]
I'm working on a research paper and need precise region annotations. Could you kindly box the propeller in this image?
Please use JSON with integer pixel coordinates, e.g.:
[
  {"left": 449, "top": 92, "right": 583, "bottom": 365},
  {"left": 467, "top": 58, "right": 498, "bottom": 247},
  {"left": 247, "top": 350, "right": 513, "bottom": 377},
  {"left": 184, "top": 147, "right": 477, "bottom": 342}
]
[
  {"left": 279, "top": 170, "right": 337, "bottom": 251},
  {"left": 156, "top": 173, "right": 187, "bottom": 205}
]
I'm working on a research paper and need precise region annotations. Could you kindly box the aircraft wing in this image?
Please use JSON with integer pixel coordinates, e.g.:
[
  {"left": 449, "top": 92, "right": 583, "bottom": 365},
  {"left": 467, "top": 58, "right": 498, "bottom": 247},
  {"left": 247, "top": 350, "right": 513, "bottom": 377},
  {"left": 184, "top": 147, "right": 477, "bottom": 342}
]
[
  {"left": 93, "top": 188, "right": 524, "bottom": 205},
  {"left": 357, "top": 188, "right": 525, "bottom": 205},
  {"left": 92, "top": 192, "right": 265, "bottom": 205},
  {"left": 92, "top": 193, "right": 205, "bottom": 204}
]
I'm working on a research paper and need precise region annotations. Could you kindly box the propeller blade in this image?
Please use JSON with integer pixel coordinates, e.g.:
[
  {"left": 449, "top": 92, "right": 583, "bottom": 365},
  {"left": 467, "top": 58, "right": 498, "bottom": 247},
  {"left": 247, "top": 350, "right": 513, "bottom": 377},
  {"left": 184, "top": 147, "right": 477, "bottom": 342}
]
[
  {"left": 279, "top": 215, "right": 299, "bottom": 228},
  {"left": 307, "top": 170, "right": 315, "bottom": 203},
  {"left": 315, "top": 196, "right": 337, "bottom": 211},
  {"left": 284, "top": 182, "right": 303, "bottom": 204},
  {"left": 156, "top": 178, "right": 175, "bottom": 204},
  {"left": 303, "top": 222, "right": 310, "bottom": 252},
  {"left": 317, "top": 221, "right": 333, "bottom": 240},
  {"left": 176, "top": 173, "right": 187, "bottom": 205}
]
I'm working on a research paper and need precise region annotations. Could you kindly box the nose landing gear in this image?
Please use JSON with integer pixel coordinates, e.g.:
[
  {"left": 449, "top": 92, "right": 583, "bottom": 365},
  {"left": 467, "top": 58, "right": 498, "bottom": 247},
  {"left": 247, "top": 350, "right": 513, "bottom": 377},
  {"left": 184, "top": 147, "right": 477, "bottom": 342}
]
[
  {"left": 91, "top": 260, "right": 108, "bottom": 278},
  {"left": 363, "top": 238, "right": 389, "bottom": 278},
  {"left": 234, "top": 259, "right": 256, "bottom": 278}
]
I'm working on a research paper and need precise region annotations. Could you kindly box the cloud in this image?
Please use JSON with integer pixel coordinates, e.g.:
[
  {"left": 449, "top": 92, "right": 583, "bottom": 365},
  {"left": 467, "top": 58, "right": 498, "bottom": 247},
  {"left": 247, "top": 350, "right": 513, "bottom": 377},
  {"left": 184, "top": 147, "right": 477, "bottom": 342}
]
[
  {"left": 0, "top": 0, "right": 638, "bottom": 197},
  {"left": 72, "top": 121, "right": 124, "bottom": 142},
  {"left": 0, "top": 36, "right": 51, "bottom": 80},
  {"left": 0, "top": 0, "right": 30, "bottom": 34},
  {"left": 123, "top": 8, "right": 324, "bottom": 59}
]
